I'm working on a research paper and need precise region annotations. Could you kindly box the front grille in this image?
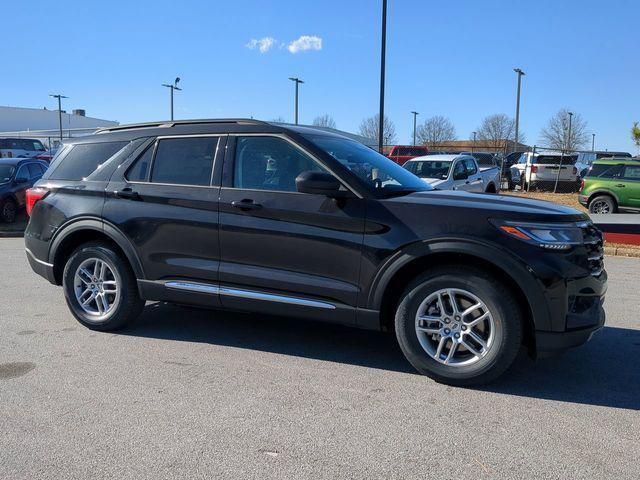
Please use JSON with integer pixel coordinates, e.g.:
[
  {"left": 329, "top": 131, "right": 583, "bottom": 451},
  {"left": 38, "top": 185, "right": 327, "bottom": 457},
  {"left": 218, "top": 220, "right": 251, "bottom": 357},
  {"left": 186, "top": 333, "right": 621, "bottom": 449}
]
[{"left": 580, "top": 222, "right": 604, "bottom": 276}]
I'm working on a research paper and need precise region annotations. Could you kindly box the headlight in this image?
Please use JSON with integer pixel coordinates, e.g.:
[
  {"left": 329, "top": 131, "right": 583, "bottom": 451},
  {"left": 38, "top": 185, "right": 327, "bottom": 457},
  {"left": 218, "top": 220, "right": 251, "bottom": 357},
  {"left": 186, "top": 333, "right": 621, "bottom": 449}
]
[{"left": 490, "top": 219, "right": 583, "bottom": 250}]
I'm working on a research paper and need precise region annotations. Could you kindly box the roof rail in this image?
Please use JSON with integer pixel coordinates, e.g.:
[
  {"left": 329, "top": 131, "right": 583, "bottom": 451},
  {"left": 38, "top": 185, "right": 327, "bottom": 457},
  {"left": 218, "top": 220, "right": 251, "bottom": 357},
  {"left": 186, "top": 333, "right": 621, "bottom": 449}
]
[{"left": 95, "top": 118, "right": 269, "bottom": 134}]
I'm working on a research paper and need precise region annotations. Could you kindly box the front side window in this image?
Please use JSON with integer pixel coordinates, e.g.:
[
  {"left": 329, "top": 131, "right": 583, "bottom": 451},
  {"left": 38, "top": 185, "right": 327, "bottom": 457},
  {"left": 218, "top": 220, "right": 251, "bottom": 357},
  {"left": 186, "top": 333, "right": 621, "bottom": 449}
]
[
  {"left": 303, "top": 134, "right": 431, "bottom": 197},
  {"left": 15, "top": 166, "right": 29, "bottom": 182},
  {"left": 27, "top": 163, "right": 43, "bottom": 178},
  {"left": 453, "top": 161, "right": 466, "bottom": 178},
  {"left": 0, "top": 165, "right": 15, "bottom": 183},
  {"left": 465, "top": 158, "right": 478, "bottom": 175},
  {"left": 150, "top": 137, "right": 218, "bottom": 186},
  {"left": 233, "top": 136, "right": 326, "bottom": 192}
]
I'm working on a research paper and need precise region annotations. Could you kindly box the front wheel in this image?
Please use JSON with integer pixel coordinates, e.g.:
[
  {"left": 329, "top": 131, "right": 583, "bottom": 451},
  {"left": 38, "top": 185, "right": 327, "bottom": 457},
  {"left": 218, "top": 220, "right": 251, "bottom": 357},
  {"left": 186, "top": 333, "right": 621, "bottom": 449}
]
[
  {"left": 0, "top": 198, "right": 17, "bottom": 223},
  {"left": 395, "top": 266, "right": 523, "bottom": 386},
  {"left": 62, "top": 242, "right": 144, "bottom": 331},
  {"left": 588, "top": 195, "right": 616, "bottom": 214}
]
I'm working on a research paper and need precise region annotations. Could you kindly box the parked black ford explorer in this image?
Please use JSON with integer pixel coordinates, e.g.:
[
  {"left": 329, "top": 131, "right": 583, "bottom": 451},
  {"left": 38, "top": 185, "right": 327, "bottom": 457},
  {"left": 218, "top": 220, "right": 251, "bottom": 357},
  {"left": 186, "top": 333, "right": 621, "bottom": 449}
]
[{"left": 24, "top": 120, "right": 606, "bottom": 385}]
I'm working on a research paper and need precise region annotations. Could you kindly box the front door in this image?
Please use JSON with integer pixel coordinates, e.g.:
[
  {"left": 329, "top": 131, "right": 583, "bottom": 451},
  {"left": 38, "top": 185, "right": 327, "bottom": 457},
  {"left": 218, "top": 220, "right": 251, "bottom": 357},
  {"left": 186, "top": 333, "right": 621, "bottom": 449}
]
[
  {"left": 103, "top": 135, "right": 224, "bottom": 305},
  {"left": 218, "top": 135, "right": 365, "bottom": 323}
]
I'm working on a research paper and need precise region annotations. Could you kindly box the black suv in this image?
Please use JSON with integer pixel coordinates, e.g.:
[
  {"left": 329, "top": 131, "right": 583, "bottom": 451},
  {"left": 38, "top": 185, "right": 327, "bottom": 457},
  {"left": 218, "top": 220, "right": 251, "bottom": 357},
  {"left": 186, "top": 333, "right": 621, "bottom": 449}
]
[{"left": 25, "top": 120, "right": 606, "bottom": 385}]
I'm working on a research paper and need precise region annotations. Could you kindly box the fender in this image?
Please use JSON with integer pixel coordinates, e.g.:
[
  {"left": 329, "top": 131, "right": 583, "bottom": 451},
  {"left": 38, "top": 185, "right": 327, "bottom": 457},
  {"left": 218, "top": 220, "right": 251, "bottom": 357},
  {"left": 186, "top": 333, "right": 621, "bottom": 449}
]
[
  {"left": 587, "top": 189, "right": 620, "bottom": 204},
  {"left": 366, "top": 237, "right": 553, "bottom": 331},
  {"left": 48, "top": 217, "right": 145, "bottom": 280}
]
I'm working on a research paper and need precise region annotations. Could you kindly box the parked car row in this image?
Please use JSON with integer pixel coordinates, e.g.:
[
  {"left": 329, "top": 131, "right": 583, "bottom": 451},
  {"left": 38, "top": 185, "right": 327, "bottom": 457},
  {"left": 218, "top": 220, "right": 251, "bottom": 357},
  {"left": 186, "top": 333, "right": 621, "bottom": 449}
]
[{"left": 0, "top": 158, "right": 49, "bottom": 222}]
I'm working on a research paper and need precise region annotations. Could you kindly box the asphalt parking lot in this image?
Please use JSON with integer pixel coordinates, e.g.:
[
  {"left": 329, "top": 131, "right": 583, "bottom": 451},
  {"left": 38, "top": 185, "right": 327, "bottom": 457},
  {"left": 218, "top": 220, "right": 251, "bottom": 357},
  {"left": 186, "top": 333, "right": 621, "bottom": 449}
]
[{"left": 1, "top": 237, "right": 639, "bottom": 479}]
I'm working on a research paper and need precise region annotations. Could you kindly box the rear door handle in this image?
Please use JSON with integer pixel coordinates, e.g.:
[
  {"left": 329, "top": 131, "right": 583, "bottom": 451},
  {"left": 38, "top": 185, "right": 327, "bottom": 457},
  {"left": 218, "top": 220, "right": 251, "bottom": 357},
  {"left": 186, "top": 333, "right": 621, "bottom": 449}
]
[
  {"left": 114, "top": 187, "right": 141, "bottom": 200},
  {"left": 231, "top": 199, "right": 262, "bottom": 210}
]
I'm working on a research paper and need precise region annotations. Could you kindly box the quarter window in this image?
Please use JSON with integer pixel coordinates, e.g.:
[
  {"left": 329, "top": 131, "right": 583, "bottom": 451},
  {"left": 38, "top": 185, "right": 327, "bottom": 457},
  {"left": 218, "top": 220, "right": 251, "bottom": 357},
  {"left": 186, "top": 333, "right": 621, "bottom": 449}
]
[
  {"left": 623, "top": 166, "right": 640, "bottom": 180},
  {"left": 126, "top": 145, "right": 154, "bottom": 182},
  {"left": 233, "top": 136, "right": 327, "bottom": 192},
  {"left": 150, "top": 137, "right": 218, "bottom": 186},
  {"left": 48, "top": 141, "right": 128, "bottom": 180}
]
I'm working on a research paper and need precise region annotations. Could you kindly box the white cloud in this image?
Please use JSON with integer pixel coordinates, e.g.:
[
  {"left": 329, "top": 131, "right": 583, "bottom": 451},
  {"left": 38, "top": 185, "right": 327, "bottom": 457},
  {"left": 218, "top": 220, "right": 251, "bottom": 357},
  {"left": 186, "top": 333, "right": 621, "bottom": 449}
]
[
  {"left": 246, "top": 37, "right": 276, "bottom": 53},
  {"left": 287, "top": 35, "right": 323, "bottom": 54}
]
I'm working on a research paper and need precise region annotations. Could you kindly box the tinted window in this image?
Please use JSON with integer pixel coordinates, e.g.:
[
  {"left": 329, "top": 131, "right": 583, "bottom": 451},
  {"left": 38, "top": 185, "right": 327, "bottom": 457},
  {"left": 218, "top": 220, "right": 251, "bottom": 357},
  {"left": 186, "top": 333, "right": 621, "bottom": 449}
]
[
  {"left": 0, "top": 165, "right": 15, "bottom": 182},
  {"left": 15, "top": 166, "right": 29, "bottom": 182},
  {"left": 126, "top": 145, "right": 154, "bottom": 182},
  {"left": 49, "top": 141, "right": 128, "bottom": 180},
  {"left": 465, "top": 158, "right": 477, "bottom": 175},
  {"left": 27, "top": 163, "right": 43, "bottom": 178},
  {"left": 587, "top": 164, "right": 624, "bottom": 178},
  {"left": 623, "top": 165, "right": 640, "bottom": 180},
  {"left": 406, "top": 160, "right": 451, "bottom": 179},
  {"left": 536, "top": 155, "right": 578, "bottom": 165},
  {"left": 453, "top": 161, "right": 466, "bottom": 178},
  {"left": 396, "top": 147, "right": 427, "bottom": 156},
  {"left": 234, "top": 136, "right": 326, "bottom": 192},
  {"left": 151, "top": 137, "right": 217, "bottom": 186},
  {"left": 20, "top": 140, "right": 46, "bottom": 151}
]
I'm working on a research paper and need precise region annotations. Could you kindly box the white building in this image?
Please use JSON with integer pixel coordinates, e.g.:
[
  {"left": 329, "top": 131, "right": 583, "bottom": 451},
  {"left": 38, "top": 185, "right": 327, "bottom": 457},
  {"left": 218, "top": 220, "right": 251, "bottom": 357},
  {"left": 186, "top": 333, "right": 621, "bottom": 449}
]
[{"left": 0, "top": 106, "right": 118, "bottom": 147}]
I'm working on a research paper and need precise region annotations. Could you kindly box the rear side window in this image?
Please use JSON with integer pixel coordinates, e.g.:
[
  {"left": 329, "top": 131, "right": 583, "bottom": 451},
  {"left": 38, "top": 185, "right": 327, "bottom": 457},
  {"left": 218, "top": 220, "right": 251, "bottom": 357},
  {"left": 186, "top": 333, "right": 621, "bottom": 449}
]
[
  {"left": 587, "top": 164, "right": 623, "bottom": 178},
  {"left": 49, "top": 141, "right": 128, "bottom": 180},
  {"left": 150, "top": 137, "right": 218, "bottom": 186},
  {"left": 27, "top": 163, "right": 44, "bottom": 178},
  {"left": 623, "top": 165, "right": 640, "bottom": 180}
]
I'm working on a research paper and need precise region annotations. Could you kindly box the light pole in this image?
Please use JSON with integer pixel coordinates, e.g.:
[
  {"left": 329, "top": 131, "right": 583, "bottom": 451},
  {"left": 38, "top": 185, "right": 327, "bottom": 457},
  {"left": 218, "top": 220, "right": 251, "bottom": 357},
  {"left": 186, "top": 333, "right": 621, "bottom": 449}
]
[
  {"left": 378, "top": 0, "right": 387, "bottom": 153},
  {"left": 592, "top": 133, "right": 595, "bottom": 152},
  {"left": 49, "top": 94, "right": 68, "bottom": 141},
  {"left": 411, "top": 111, "right": 419, "bottom": 146},
  {"left": 567, "top": 112, "right": 573, "bottom": 153},
  {"left": 472, "top": 131, "right": 477, "bottom": 153},
  {"left": 162, "top": 77, "right": 182, "bottom": 121},
  {"left": 288, "top": 77, "right": 304, "bottom": 125},
  {"left": 513, "top": 68, "right": 525, "bottom": 153}
]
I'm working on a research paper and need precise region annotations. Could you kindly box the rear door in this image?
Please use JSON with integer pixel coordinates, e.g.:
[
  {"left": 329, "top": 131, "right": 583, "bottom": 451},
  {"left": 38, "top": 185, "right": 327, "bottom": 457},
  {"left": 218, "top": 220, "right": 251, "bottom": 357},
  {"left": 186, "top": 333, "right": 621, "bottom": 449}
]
[
  {"left": 217, "top": 134, "right": 365, "bottom": 323},
  {"left": 620, "top": 164, "right": 640, "bottom": 209},
  {"left": 103, "top": 135, "right": 225, "bottom": 305}
]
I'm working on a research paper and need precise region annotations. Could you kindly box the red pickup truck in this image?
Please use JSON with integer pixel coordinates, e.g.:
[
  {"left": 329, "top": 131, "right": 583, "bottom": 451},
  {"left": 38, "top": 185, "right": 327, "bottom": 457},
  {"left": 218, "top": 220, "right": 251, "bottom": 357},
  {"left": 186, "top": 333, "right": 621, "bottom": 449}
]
[{"left": 384, "top": 145, "right": 430, "bottom": 165}]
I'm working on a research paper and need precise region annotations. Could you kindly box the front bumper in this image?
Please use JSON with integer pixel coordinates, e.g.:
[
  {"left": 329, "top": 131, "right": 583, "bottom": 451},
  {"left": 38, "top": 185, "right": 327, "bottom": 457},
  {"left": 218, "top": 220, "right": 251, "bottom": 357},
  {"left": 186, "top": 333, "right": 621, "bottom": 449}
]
[{"left": 535, "top": 304, "right": 605, "bottom": 356}]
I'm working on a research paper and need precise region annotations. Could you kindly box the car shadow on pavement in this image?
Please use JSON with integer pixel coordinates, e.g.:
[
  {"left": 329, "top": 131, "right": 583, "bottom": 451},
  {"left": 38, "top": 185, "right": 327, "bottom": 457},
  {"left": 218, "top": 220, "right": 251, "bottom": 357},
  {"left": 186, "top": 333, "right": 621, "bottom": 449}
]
[{"left": 122, "top": 303, "right": 639, "bottom": 410}]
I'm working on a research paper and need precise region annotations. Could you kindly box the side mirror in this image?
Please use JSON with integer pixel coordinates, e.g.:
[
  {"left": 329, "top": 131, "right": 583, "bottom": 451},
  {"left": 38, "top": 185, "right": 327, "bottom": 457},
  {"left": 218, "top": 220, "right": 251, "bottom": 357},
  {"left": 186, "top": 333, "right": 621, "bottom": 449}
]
[
  {"left": 296, "top": 171, "right": 345, "bottom": 197},
  {"left": 453, "top": 170, "right": 468, "bottom": 181}
]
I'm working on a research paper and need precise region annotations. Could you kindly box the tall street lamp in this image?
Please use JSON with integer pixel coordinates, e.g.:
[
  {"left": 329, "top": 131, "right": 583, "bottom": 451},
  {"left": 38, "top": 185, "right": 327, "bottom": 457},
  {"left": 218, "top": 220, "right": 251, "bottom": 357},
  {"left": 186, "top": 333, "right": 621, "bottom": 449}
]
[
  {"left": 49, "top": 94, "right": 68, "bottom": 141},
  {"left": 378, "top": 0, "right": 388, "bottom": 153},
  {"left": 513, "top": 68, "right": 525, "bottom": 152},
  {"left": 162, "top": 77, "right": 182, "bottom": 121},
  {"left": 567, "top": 112, "right": 574, "bottom": 153},
  {"left": 472, "top": 131, "right": 477, "bottom": 153},
  {"left": 592, "top": 133, "right": 596, "bottom": 152},
  {"left": 411, "top": 111, "right": 419, "bottom": 146},
  {"left": 288, "top": 77, "right": 304, "bottom": 125}
]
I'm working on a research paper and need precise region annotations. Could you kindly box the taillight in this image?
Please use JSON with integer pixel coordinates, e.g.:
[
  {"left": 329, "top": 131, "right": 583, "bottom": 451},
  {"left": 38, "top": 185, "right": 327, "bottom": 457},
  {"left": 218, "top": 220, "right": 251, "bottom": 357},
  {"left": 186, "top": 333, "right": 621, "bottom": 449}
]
[
  {"left": 580, "top": 179, "right": 585, "bottom": 191},
  {"left": 26, "top": 187, "right": 48, "bottom": 216},
  {"left": 531, "top": 165, "right": 538, "bottom": 173}
]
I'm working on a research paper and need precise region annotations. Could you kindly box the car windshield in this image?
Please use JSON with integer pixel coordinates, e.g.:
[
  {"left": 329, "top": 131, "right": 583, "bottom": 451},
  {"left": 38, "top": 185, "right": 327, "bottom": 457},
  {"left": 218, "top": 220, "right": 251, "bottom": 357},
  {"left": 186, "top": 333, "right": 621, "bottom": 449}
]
[
  {"left": 0, "top": 165, "right": 15, "bottom": 183},
  {"left": 406, "top": 160, "right": 452, "bottom": 179},
  {"left": 304, "top": 134, "right": 431, "bottom": 197}
]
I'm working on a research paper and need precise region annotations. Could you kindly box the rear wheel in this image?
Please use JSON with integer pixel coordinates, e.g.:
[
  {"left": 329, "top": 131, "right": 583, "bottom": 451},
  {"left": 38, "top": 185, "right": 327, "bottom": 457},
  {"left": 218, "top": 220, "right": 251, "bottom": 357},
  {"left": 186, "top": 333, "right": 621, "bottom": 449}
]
[
  {"left": 62, "top": 242, "right": 144, "bottom": 331},
  {"left": 588, "top": 195, "right": 616, "bottom": 214},
  {"left": 395, "top": 266, "right": 523, "bottom": 386},
  {"left": 0, "top": 198, "right": 17, "bottom": 223}
]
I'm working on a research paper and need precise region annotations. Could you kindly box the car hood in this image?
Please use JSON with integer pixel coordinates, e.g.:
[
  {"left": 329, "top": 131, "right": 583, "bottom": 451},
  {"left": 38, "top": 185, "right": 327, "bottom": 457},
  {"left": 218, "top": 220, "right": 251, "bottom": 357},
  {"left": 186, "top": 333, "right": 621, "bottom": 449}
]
[
  {"left": 385, "top": 190, "right": 588, "bottom": 222},
  {"left": 419, "top": 177, "right": 447, "bottom": 186}
]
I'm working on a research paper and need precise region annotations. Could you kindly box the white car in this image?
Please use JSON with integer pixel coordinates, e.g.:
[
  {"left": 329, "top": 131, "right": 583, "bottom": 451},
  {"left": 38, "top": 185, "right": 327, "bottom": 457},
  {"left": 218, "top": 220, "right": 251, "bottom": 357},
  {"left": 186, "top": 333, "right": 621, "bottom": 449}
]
[
  {"left": 0, "top": 138, "right": 48, "bottom": 158},
  {"left": 510, "top": 151, "right": 578, "bottom": 190},
  {"left": 403, "top": 154, "right": 500, "bottom": 193}
]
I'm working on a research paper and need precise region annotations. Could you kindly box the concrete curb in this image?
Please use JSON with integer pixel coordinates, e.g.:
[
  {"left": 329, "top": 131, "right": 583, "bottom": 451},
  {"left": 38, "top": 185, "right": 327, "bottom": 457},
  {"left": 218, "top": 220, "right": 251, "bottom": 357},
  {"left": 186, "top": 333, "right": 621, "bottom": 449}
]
[
  {"left": 0, "top": 231, "right": 24, "bottom": 238},
  {"left": 604, "top": 244, "right": 640, "bottom": 258}
]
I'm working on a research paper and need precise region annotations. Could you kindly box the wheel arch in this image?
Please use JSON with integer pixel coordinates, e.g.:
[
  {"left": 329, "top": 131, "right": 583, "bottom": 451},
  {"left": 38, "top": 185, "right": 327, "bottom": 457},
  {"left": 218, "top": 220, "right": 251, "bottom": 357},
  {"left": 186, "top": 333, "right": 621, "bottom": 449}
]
[
  {"left": 587, "top": 189, "right": 619, "bottom": 207},
  {"left": 367, "top": 240, "right": 549, "bottom": 354},
  {"left": 49, "top": 218, "right": 145, "bottom": 285}
]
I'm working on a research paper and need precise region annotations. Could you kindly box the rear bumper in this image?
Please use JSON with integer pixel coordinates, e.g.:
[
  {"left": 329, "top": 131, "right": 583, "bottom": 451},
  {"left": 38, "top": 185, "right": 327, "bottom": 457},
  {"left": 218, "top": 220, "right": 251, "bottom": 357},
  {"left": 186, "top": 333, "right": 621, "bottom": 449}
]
[
  {"left": 25, "top": 248, "right": 56, "bottom": 284},
  {"left": 578, "top": 195, "right": 588, "bottom": 207},
  {"left": 535, "top": 305, "right": 605, "bottom": 355}
]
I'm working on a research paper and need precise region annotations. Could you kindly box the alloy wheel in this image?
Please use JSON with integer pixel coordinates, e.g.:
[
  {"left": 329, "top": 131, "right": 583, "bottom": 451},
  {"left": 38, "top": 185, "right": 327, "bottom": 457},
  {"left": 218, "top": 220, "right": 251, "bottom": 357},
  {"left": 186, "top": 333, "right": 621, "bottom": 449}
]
[
  {"left": 591, "top": 200, "right": 611, "bottom": 214},
  {"left": 414, "top": 288, "right": 496, "bottom": 366},
  {"left": 73, "top": 258, "right": 120, "bottom": 320}
]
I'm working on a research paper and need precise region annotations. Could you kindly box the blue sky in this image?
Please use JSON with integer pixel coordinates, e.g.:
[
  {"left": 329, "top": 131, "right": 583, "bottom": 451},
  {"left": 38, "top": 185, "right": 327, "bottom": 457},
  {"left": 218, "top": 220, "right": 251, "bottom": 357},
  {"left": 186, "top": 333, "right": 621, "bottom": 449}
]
[{"left": 3, "top": 0, "right": 639, "bottom": 151}]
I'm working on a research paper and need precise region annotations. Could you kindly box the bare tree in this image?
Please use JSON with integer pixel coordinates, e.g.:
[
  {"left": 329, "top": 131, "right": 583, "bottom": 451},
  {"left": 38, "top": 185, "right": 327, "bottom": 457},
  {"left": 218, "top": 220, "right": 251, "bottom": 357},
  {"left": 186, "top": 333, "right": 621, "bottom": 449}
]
[
  {"left": 312, "top": 114, "right": 337, "bottom": 129},
  {"left": 358, "top": 114, "right": 397, "bottom": 145},
  {"left": 475, "top": 114, "right": 525, "bottom": 149},
  {"left": 270, "top": 116, "right": 287, "bottom": 123},
  {"left": 540, "top": 109, "right": 589, "bottom": 151},
  {"left": 416, "top": 115, "right": 457, "bottom": 145}
]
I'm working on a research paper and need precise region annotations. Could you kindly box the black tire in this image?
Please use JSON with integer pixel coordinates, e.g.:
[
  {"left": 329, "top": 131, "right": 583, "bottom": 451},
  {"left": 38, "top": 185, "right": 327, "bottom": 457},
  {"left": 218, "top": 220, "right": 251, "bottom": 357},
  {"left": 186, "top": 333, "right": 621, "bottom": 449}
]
[
  {"left": 395, "top": 266, "right": 523, "bottom": 386},
  {"left": 62, "top": 241, "right": 144, "bottom": 331},
  {"left": 485, "top": 183, "right": 496, "bottom": 194},
  {"left": 588, "top": 195, "right": 617, "bottom": 214},
  {"left": 0, "top": 197, "right": 17, "bottom": 223}
]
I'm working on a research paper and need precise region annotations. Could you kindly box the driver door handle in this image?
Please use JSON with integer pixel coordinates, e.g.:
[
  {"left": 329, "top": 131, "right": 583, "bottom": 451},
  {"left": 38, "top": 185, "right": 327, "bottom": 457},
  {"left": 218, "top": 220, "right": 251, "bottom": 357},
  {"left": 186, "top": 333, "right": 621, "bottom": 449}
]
[{"left": 114, "top": 187, "right": 140, "bottom": 200}]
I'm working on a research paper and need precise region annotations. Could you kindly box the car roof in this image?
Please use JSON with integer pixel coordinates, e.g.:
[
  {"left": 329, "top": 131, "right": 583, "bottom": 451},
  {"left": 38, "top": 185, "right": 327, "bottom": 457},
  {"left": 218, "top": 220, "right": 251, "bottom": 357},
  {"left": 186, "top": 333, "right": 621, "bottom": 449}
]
[
  {"left": 65, "top": 118, "right": 353, "bottom": 145},
  {"left": 0, "top": 158, "right": 30, "bottom": 167},
  {"left": 407, "top": 154, "right": 468, "bottom": 162},
  {"left": 593, "top": 157, "right": 640, "bottom": 165}
]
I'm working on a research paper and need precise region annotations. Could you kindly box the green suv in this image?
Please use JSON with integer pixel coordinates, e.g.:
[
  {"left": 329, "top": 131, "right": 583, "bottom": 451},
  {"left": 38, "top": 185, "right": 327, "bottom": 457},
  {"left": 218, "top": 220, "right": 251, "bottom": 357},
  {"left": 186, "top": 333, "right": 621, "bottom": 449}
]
[{"left": 579, "top": 158, "right": 640, "bottom": 213}]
